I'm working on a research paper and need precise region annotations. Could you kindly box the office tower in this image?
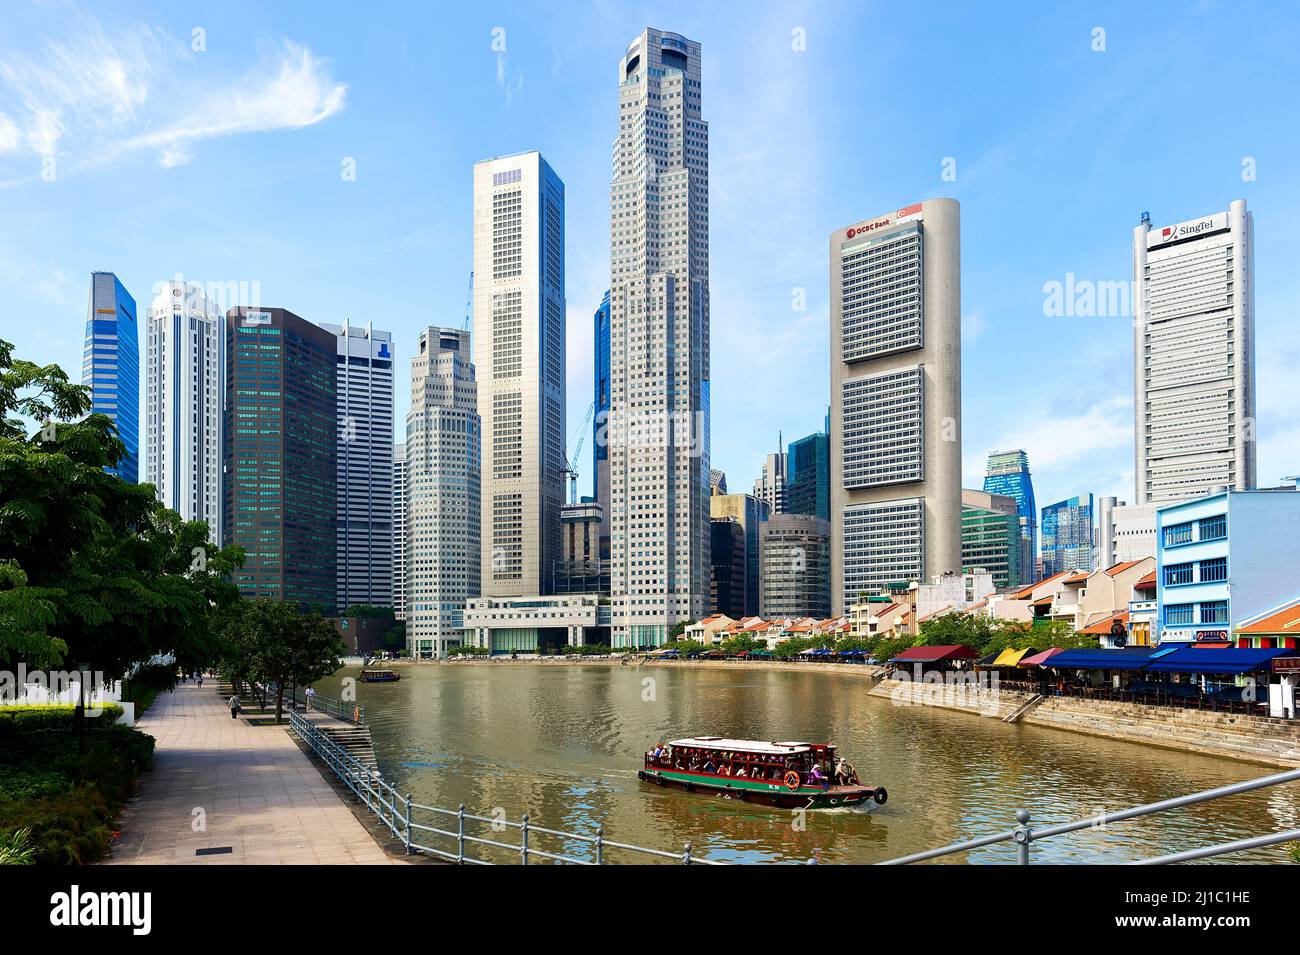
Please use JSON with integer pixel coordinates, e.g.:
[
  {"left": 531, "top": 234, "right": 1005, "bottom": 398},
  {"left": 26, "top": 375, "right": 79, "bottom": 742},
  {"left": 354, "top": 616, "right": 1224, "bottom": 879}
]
[
  {"left": 753, "top": 446, "right": 788, "bottom": 515},
  {"left": 1096, "top": 495, "right": 1122, "bottom": 569},
  {"left": 788, "top": 430, "right": 831, "bottom": 521},
  {"left": 405, "top": 327, "right": 480, "bottom": 659},
  {"left": 961, "top": 489, "right": 1023, "bottom": 590},
  {"left": 144, "top": 281, "right": 222, "bottom": 543},
  {"left": 610, "top": 28, "right": 711, "bottom": 647},
  {"left": 1040, "top": 494, "right": 1096, "bottom": 577},
  {"left": 320, "top": 322, "right": 395, "bottom": 611},
  {"left": 223, "top": 307, "right": 336, "bottom": 611},
  {"left": 829, "top": 199, "right": 962, "bottom": 612},
  {"left": 1098, "top": 500, "right": 1159, "bottom": 565},
  {"left": 1133, "top": 200, "right": 1256, "bottom": 503},
  {"left": 593, "top": 289, "right": 611, "bottom": 557},
  {"left": 709, "top": 469, "right": 727, "bottom": 495},
  {"left": 554, "top": 498, "right": 609, "bottom": 595},
  {"left": 982, "top": 449, "right": 1037, "bottom": 581},
  {"left": 472, "top": 151, "right": 566, "bottom": 598},
  {"left": 83, "top": 272, "right": 139, "bottom": 483},
  {"left": 710, "top": 492, "right": 769, "bottom": 617},
  {"left": 759, "top": 514, "right": 832, "bottom": 619},
  {"left": 393, "top": 442, "right": 407, "bottom": 621},
  {"left": 709, "top": 518, "right": 746, "bottom": 618}
]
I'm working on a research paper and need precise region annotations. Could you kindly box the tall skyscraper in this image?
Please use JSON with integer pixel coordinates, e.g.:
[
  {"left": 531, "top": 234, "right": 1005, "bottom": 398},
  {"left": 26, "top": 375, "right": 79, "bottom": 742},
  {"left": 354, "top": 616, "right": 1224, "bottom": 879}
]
[
  {"left": 759, "top": 514, "right": 832, "bottom": 619},
  {"left": 223, "top": 307, "right": 337, "bottom": 611},
  {"left": 1133, "top": 200, "right": 1256, "bottom": 503},
  {"left": 1040, "top": 494, "right": 1095, "bottom": 577},
  {"left": 829, "top": 199, "right": 962, "bottom": 612},
  {"left": 321, "top": 322, "right": 394, "bottom": 611},
  {"left": 405, "top": 327, "right": 480, "bottom": 659},
  {"left": 610, "top": 28, "right": 711, "bottom": 647},
  {"left": 982, "top": 449, "right": 1037, "bottom": 581},
  {"left": 788, "top": 430, "right": 830, "bottom": 521},
  {"left": 710, "top": 491, "right": 768, "bottom": 617},
  {"left": 392, "top": 442, "right": 407, "bottom": 621},
  {"left": 753, "top": 446, "right": 788, "bottom": 515},
  {"left": 144, "top": 281, "right": 222, "bottom": 542},
  {"left": 961, "top": 489, "right": 1023, "bottom": 590},
  {"left": 472, "top": 151, "right": 566, "bottom": 598},
  {"left": 83, "top": 272, "right": 139, "bottom": 483},
  {"left": 593, "top": 289, "right": 611, "bottom": 555}
]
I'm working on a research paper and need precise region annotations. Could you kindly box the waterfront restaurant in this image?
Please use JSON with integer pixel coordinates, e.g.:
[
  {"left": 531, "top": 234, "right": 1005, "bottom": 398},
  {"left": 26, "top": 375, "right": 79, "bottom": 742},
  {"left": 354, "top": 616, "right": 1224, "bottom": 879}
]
[{"left": 887, "top": 644, "right": 977, "bottom": 677}]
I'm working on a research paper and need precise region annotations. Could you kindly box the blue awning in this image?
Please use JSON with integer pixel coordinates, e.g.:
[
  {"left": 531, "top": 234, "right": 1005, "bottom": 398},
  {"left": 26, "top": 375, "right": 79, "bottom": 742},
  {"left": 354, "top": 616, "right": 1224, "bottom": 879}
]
[
  {"left": 1146, "top": 647, "right": 1296, "bottom": 675},
  {"left": 1045, "top": 646, "right": 1178, "bottom": 671}
]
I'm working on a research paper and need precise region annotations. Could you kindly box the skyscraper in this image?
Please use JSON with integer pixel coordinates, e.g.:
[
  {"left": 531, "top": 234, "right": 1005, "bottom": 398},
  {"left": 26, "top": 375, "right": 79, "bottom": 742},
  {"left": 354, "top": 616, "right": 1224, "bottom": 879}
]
[
  {"left": 405, "top": 327, "right": 480, "bottom": 659},
  {"left": 753, "top": 447, "right": 787, "bottom": 515},
  {"left": 1133, "top": 200, "right": 1256, "bottom": 503},
  {"left": 321, "top": 322, "right": 394, "bottom": 611},
  {"left": 83, "top": 272, "right": 139, "bottom": 483},
  {"left": 223, "top": 307, "right": 337, "bottom": 611},
  {"left": 829, "top": 200, "right": 962, "bottom": 612},
  {"left": 472, "top": 151, "right": 566, "bottom": 598},
  {"left": 593, "top": 289, "right": 611, "bottom": 555},
  {"left": 710, "top": 491, "right": 768, "bottom": 617},
  {"left": 609, "top": 28, "right": 711, "bottom": 647},
  {"left": 759, "top": 514, "right": 832, "bottom": 619},
  {"left": 1040, "top": 494, "right": 1095, "bottom": 577},
  {"left": 961, "top": 489, "right": 1023, "bottom": 590},
  {"left": 144, "top": 281, "right": 222, "bottom": 542},
  {"left": 393, "top": 442, "right": 407, "bottom": 621},
  {"left": 788, "top": 430, "right": 830, "bottom": 521},
  {"left": 982, "top": 449, "right": 1037, "bottom": 581}
]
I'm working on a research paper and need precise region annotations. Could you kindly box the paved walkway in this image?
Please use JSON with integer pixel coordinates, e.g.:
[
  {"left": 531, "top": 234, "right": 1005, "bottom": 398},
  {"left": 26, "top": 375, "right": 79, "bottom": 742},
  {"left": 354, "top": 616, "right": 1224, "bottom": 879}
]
[{"left": 106, "top": 682, "right": 399, "bottom": 864}]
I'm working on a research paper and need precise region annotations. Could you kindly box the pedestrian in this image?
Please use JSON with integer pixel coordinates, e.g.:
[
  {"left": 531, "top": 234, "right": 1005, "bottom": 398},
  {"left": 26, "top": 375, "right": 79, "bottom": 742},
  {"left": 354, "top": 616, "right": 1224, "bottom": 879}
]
[
  {"left": 305, "top": 686, "right": 316, "bottom": 711},
  {"left": 228, "top": 694, "right": 241, "bottom": 719},
  {"left": 197, "top": 672, "right": 204, "bottom": 688}
]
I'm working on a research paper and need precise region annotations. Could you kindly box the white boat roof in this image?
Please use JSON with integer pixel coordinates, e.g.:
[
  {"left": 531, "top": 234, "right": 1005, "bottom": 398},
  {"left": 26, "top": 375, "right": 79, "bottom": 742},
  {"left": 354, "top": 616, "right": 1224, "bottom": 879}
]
[{"left": 668, "top": 737, "right": 813, "bottom": 755}]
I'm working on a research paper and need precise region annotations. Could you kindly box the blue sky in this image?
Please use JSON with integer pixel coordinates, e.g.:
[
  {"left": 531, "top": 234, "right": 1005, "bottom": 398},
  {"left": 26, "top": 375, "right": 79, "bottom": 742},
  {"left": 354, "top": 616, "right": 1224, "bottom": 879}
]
[{"left": 2, "top": 0, "right": 1298, "bottom": 511}]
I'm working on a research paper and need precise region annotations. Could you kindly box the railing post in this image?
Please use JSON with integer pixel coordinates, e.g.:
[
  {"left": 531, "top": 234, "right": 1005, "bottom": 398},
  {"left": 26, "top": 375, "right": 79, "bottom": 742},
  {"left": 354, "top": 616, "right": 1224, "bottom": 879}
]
[
  {"left": 457, "top": 804, "right": 466, "bottom": 864},
  {"left": 595, "top": 825, "right": 603, "bottom": 865},
  {"left": 405, "top": 794, "right": 413, "bottom": 855},
  {"left": 1013, "top": 809, "right": 1032, "bottom": 864},
  {"left": 521, "top": 813, "right": 529, "bottom": 865},
  {"left": 683, "top": 841, "right": 693, "bottom": 865}
]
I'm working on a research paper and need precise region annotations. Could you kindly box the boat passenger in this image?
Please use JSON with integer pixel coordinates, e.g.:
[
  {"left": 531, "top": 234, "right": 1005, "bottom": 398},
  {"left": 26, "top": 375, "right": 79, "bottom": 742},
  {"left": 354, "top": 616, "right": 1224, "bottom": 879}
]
[
  {"left": 809, "top": 764, "right": 830, "bottom": 791},
  {"left": 735, "top": 766, "right": 747, "bottom": 778},
  {"left": 834, "top": 757, "right": 849, "bottom": 785},
  {"left": 702, "top": 758, "right": 716, "bottom": 773}
]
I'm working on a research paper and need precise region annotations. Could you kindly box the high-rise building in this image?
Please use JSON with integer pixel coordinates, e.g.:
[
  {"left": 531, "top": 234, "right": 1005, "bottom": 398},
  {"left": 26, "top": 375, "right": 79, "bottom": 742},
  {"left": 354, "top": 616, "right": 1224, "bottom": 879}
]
[
  {"left": 405, "top": 327, "right": 480, "bottom": 658},
  {"left": 392, "top": 442, "right": 407, "bottom": 621},
  {"left": 1098, "top": 500, "right": 1159, "bottom": 565},
  {"left": 710, "top": 491, "right": 768, "bottom": 617},
  {"left": 223, "top": 307, "right": 336, "bottom": 611},
  {"left": 788, "top": 430, "right": 830, "bottom": 521},
  {"left": 759, "top": 514, "right": 832, "bottom": 619},
  {"left": 472, "top": 151, "right": 566, "bottom": 598},
  {"left": 709, "top": 469, "right": 727, "bottom": 494},
  {"left": 961, "top": 489, "right": 1023, "bottom": 590},
  {"left": 144, "top": 281, "right": 222, "bottom": 542},
  {"left": 753, "top": 446, "right": 788, "bottom": 515},
  {"left": 709, "top": 518, "right": 746, "bottom": 618},
  {"left": 1133, "top": 200, "right": 1256, "bottom": 504},
  {"left": 609, "top": 28, "right": 711, "bottom": 647},
  {"left": 593, "top": 289, "right": 611, "bottom": 557},
  {"left": 829, "top": 200, "right": 962, "bottom": 612},
  {"left": 320, "top": 323, "right": 395, "bottom": 611},
  {"left": 1040, "top": 494, "right": 1096, "bottom": 578},
  {"left": 83, "top": 272, "right": 139, "bottom": 483},
  {"left": 554, "top": 498, "right": 609, "bottom": 595},
  {"left": 982, "top": 449, "right": 1037, "bottom": 580}
]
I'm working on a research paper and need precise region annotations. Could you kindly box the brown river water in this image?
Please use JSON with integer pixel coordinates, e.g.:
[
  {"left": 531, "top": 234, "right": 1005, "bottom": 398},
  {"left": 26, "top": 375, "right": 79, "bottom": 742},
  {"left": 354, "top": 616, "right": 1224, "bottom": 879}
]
[{"left": 320, "top": 662, "right": 1300, "bottom": 864}]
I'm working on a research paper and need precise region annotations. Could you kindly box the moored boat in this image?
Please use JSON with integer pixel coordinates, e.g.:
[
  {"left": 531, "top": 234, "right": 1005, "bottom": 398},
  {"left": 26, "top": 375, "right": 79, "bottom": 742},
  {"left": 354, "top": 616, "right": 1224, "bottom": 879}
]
[
  {"left": 638, "top": 737, "right": 887, "bottom": 809},
  {"left": 360, "top": 668, "right": 400, "bottom": 683}
]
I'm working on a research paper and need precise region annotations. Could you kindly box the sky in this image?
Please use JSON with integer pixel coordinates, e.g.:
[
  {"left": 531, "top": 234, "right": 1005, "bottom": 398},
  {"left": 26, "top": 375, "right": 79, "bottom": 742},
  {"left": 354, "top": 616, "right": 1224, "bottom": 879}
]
[{"left": 2, "top": 0, "right": 1298, "bottom": 512}]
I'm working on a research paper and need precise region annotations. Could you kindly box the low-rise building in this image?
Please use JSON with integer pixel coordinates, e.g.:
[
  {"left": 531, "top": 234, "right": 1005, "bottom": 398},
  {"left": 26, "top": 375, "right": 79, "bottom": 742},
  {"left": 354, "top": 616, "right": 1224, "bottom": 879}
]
[
  {"left": 1235, "top": 597, "right": 1300, "bottom": 650},
  {"left": 463, "top": 595, "right": 611, "bottom": 654},
  {"left": 684, "top": 614, "right": 736, "bottom": 646}
]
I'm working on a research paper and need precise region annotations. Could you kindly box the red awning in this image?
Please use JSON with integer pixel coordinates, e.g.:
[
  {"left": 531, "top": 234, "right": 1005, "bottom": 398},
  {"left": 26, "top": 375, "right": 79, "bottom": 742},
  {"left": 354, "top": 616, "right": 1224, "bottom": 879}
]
[
  {"left": 1019, "top": 647, "right": 1066, "bottom": 667},
  {"left": 889, "top": 644, "right": 978, "bottom": 663}
]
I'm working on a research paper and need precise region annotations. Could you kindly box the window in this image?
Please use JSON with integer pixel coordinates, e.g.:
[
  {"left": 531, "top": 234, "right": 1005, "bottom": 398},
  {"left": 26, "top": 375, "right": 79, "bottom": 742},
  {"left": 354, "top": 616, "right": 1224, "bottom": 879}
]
[
  {"left": 1199, "top": 557, "right": 1228, "bottom": 583},
  {"left": 1198, "top": 515, "right": 1227, "bottom": 542},
  {"left": 1164, "top": 562, "right": 1193, "bottom": 586},
  {"left": 1200, "top": 600, "right": 1228, "bottom": 625},
  {"left": 1164, "top": 521, "right": 1193, "bottom": 547},
  {"left": 1165, "top": 603, "right": 1194, "bottom": 626}
]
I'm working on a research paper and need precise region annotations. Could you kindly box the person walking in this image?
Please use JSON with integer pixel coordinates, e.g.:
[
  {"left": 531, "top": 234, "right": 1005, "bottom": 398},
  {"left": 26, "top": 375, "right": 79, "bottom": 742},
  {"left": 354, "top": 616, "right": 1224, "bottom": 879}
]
[
  {"left": 305, "top": 686, "right": 316, "bottom": 711},
  {"left": 228, "top": 694, "right": 241, "bottom": 719}
]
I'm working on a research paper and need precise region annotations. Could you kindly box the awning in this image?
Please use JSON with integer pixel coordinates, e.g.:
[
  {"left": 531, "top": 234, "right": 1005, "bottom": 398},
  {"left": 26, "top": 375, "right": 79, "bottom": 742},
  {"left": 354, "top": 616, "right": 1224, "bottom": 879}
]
[
  {"left": 1146, "top": 647, "right": 1296, "bottom": 675},
  {"left": 1019, "top": 647, "right": 1066, "bottom": 668},
  {"left": 1044, "top": 646, "right": 1178, "bottom": 671},
  {"left": 991, "top": 647, "right": 1036, "bottom": 667},
  {"left": 888, "top": 645, "right": 978, "bottom": 664}
]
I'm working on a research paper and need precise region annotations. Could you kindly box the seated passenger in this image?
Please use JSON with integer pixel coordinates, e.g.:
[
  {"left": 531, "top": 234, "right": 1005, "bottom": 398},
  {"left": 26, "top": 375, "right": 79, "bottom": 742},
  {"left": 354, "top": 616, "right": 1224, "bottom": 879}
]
[
  {"left": 702, "top": 759, "right": 716, "bottom": 773},
  {"left": 735, "top": 765, "right": 747, "bottom": 778},
  {"left": 809, "top": 764, "right": 830, "bottom": 790}
]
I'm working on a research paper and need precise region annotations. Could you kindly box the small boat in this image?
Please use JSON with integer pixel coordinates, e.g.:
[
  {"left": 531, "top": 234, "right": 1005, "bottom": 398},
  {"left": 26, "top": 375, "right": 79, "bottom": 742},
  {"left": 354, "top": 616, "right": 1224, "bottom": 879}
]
[
  {"left": 360, "top": 669, "right": 400, "bottom": 683},
  {"left": 638, "top": 737, "right": 887, "bottom": 809}
]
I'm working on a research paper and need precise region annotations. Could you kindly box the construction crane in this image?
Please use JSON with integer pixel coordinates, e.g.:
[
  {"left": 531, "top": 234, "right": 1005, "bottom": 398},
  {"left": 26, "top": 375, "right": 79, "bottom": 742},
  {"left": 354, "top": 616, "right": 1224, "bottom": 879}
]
[
  {"left": 462, "top": 271, "right": 473, "bottom": 331},
  {"left": 563, "top": 401, "right": 596, "bottom": 505}
]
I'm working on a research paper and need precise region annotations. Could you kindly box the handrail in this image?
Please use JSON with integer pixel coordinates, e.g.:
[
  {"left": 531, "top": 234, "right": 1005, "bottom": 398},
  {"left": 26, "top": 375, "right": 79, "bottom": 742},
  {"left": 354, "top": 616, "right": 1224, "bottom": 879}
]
[
  {"left": 289, "top": 709, "right": 723, "bottom": 865},
  {"left": 878, "top": 765, "right": 1300, "bottom": 865}
]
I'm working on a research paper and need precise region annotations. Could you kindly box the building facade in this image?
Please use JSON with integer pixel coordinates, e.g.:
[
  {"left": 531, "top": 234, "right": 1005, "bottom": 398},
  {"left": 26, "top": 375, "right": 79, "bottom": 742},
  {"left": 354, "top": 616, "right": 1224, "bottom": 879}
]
[
  {"left": 982, "top": 449, "right": 1036, "bottom": 578},
  {"left": 709, "top": 518, "right": 746, "bottom": 618},
  {"left": 405, "top": 327, "right": 480, "bottom": 659},
  {"left": 321, "top": 323, "right": 394, "bottom": 611},
  {"left": 554, "top": 498, "right": 610, "bottom": 595},
  {"left": 392, "top": 442, "right": 407, "bottom": 620},
  {"left": 593, "top": 290, "right": 611, "bottom": 554},
  {"left": 753, "top": 448, "right": 787, "bottom": 515},
  {"left": 223, "top": 307, "right": 337, "bottom": 611},
  {"left": 1040, "top": 494, "right": 1095, "bottom": 578},
  {"left": 472, "top": 151, "right": 566, "bottom": 598},
  {"left": 464, "top": 594, "right": 611, "bottom": 653},
  {"left": 83, "top": 272, "right": 139, "bottom": 483},
  {"left": 787, "top": 430, "right": 830, "bottom": 521},
  {"left": 144, "top": 281, "right": 222, "bottom": 542},
  {"left": 829, "top": 199, "right": 962, "bottom": 612},
  {"left": 609, "top": 29, "right": 712, "bottom": 647},
  {"left": 1133, "top": 201, "right": 1256, "bottom": 504},
  {"left": 710, "top": 491, "right": 768, "bottom": 617},
  {"left": 759, "top": 514, "right": 832, "bottom": 619},
  {"left": 960, "top": 489, "right": 1023, "bottom": 590}
]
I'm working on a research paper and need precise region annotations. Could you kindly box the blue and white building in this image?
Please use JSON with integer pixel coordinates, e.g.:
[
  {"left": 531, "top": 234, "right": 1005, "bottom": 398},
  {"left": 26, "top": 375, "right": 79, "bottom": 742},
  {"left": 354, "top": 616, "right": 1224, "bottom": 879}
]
[
  {"left": 83, "top": 271, "right": 139, "bottom": 483},
  {"left": 1155, "top": 489, "right": 1300, "bottom": 644}
]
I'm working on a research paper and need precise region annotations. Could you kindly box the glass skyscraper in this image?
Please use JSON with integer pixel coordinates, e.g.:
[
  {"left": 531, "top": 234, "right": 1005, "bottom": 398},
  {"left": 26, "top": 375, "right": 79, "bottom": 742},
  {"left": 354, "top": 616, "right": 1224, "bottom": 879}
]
[
  {"left": 787, "top": 430, "right": 830, "bottom": 521},
  {"left": 83, "top": 272, "right": 139, "bottom": 483},
  {"left": 1040, "top": 494, "right": 1096, "bottom": 578},
  {"left": 983, "top": 449, "right": 1037, "bottom": 578},
  {"left": 593, "top": 289, "right": 610, "bottom": 553}
]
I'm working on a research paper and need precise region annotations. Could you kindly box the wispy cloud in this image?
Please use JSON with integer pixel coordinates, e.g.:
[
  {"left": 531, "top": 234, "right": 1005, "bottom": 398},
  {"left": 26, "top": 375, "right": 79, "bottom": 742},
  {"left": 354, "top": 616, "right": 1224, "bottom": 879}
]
[{"left": 496, "top": 53, "right": 523, "bottom": 107}]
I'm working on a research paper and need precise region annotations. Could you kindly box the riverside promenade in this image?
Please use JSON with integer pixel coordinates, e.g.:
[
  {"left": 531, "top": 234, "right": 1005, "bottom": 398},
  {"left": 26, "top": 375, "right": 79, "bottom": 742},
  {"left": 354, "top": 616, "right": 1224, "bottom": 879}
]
[{"left": 106, "top": 681, "right": 399, "bottom": 865}]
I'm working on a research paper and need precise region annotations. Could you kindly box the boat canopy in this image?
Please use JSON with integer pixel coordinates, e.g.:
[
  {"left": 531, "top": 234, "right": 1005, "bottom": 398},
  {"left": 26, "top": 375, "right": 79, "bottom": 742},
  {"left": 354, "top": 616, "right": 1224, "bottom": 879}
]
[{"left": 668, "top": 737, "right": 811, "bottom": 755}]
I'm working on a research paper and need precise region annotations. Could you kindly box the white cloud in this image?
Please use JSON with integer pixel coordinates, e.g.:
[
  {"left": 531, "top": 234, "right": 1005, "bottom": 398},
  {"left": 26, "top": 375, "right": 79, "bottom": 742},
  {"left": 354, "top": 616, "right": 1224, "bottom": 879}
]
[
  {"left": 158, "top": 141, "right": 193, "bottom": 168},
  {"left": 0, "top": 112, "right": 19, "bottom": 153}
]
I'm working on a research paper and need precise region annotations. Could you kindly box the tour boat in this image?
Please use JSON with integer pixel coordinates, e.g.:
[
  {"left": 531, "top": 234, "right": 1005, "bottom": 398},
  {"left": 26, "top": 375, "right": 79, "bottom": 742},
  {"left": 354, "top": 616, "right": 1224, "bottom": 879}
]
[
  {"left": 360, "top": 669, "right": 400, "bottom": 683},
  {"left": 638, "top": 737, "right": 887, "bottom": 809}
]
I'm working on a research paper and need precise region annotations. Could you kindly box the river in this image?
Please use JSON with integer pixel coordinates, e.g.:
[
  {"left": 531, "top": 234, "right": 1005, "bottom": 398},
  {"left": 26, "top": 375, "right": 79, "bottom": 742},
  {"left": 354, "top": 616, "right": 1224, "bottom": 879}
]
[{"left": 326, "top": 662, "right": 1300, "bottom": 864}]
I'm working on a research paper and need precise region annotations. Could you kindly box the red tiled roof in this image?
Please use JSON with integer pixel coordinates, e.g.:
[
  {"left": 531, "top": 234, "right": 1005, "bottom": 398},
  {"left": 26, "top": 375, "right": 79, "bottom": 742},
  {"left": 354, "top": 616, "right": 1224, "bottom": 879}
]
[
  {"left": 1238, "top": 601, "right": 1300, "bottom": 635},
  {"left": 1064, "top": 572, "right": 1089, "bottom": 584},
  {"left": 1105, "top": 559, "right": 1144, "bottom": 577},
  {"left": 1078, "top": 611, "right": 1129, "bottom": 635},
  {"left": 1008, "top": 571, "right": 1071, "bottom": 600},
  {"left": 1032, "top": 595, "right": 1054, "bottom": 606},
  {"left": 1135, "top": 571, "right": 1157, "bottom": 589}
]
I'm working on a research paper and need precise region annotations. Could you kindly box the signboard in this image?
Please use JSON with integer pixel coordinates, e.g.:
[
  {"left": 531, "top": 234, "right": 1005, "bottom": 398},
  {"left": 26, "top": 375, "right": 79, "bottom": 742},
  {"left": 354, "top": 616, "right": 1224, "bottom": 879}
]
[
  {"left": 1273, "top": 657, "right": 1300, "bottom": 673},
  {"left": 845, "top": 202, "right": 923, "bottom": 240},
  {"left": 1194, "top": 630, "right": 1229, "bottom": 642},
  {"left": 1147, "top": 212, "right": 1229, "bottom": 248}
]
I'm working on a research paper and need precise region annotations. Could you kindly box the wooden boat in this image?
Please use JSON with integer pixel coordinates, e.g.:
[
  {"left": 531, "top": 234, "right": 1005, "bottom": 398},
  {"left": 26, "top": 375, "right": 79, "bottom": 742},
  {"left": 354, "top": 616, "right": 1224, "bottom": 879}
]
[
  {"left": 638, "top": 737, "right": 886, "bottom": 809},
  {"left": 360, "top": 669, "right": 400, "bottom": 683}
]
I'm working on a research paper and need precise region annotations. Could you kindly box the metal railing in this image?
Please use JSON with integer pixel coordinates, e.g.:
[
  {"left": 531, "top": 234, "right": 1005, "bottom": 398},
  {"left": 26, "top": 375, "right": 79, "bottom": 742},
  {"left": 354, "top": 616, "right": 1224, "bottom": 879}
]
[
  {"left": 303, "top": 691, "right": 364, "bottom": 726},
  {"left": 879, "top": 765, "right": 1300, "bottom": 865},
  {"left": 289, "top": 710, "right": 724, "bottom": 865}
]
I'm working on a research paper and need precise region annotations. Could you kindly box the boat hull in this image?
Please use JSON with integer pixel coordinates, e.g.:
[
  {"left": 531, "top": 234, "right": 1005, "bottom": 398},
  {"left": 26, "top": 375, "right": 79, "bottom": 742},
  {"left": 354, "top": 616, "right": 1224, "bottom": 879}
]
[{"left": 638, "top": 768, "right": 883, "bottom": 809}]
